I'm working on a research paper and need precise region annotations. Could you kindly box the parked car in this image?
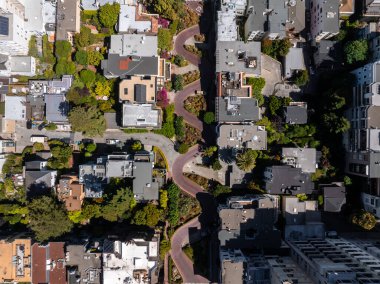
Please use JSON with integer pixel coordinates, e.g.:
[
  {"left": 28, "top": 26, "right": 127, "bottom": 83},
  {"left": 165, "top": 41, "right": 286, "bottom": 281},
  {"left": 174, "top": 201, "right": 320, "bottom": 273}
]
[{"left": 106, "top": 139, "right": 120, "bottom": 145}]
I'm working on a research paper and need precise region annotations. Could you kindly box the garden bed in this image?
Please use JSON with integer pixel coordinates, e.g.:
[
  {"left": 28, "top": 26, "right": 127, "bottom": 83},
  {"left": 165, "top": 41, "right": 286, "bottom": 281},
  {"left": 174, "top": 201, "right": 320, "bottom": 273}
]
[{"left": 184, "top": 95, "right": 206, "bottom": 116}]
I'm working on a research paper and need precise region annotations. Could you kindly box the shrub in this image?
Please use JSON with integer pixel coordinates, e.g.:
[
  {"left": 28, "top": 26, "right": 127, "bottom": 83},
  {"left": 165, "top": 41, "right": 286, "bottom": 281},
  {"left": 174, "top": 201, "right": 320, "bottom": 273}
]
[
  {"left": 262, "top": 39, "right": 292, "bottom": 60},
  {"left": 183, "top": 45, "right": 201, "bottom": 56},
  {"left": 45, "top": 123, "right": 57, "bottom": 131},
  {"left": 212, "top": 159, "right": 222, "bottom": 171},
  {"left": 178, "top": 143, "right": 189, "bottom": 154},
  {"left": 33, "top": 143, "right": 45, "bottom": 152},
  {"left": 184, "top": 95, "right": 206, "bottom": 116},
  {"left": 158, "top": 28, "right": 173, "bottom": 51},
  {"left": 75, "top": 50, "right": 88, "bottom": 65},
  {"left": 352, "top": 210, "right": 376, "bottom": 230},
  {"left": 294, "top": 70, "right": 309, "bottom": 87},
  {"left": 246, "top": 77, "right": 265, "bottom": 106},
  {"left": 203, "top": 112, "right": 215, "bottom": 124},
  {"left": 194, "top": 34, "right": 205, "bottom": 42},
  {"left": 182, "top": 70, "right": 200, "bottom": 85},
  {"left": 157, "top": 88, "right": 169, "bottom": 108},
  {"left": 172, "top": 74, "right": 184, "bottom": 92},
  {"left": 173, "top": 55, "right": 188, "bottom": 67},
  {"left": 344, "top": 40, "right": 368, "bottom": 65}
]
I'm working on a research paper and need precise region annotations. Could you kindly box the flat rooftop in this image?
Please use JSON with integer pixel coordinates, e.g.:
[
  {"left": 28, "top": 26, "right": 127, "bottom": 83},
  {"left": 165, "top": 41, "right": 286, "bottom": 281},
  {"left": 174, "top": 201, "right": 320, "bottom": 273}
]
[
  {"left": 109, "top": 34, "right": 157, "bottom": 57},
  {"left": 217, "top": 124, "right": 267, "bottom": 150},
  {"left": 122, "top": 103, "right": 161, "bottom": 128},
  {"left": 216, "top": 96, "right": 260, "bottom": 123}
]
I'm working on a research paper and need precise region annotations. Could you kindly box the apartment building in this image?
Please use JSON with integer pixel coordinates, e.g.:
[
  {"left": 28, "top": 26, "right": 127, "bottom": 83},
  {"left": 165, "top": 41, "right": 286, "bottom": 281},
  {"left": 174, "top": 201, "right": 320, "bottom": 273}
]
[
  {"left": 363, "top": 0, "right": 380, "bottom": 19},
  {"left": 310, "top": 0, "right": 340, "bottom": 42}
]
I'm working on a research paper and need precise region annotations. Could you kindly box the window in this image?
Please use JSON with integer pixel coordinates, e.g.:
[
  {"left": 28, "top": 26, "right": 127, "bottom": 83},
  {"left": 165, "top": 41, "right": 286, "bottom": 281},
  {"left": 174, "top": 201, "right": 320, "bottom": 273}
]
[{"left": 124, "top": 88, "right": 128, "bottom": 95}]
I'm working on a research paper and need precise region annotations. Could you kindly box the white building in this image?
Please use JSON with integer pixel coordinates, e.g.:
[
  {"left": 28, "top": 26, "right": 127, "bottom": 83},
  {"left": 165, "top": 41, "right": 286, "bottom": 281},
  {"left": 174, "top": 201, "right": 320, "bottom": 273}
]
[
  {"left": 117, "top": 4, "right": 152, "bottom": 33},
  {"left": 310, "top": 0, "right": 340, "bottom": 42},
  {"left": 4, "top": 95, "right": 26, "bottom": 121},
  {"left": 0, "top": 13, "right": 29, "bottom": 55},
  {"left": 0, "top": 55, "right": 36, "bottom": 77},
  {"left": 103, "top": 238, "right": 158, "bottom": 284}
]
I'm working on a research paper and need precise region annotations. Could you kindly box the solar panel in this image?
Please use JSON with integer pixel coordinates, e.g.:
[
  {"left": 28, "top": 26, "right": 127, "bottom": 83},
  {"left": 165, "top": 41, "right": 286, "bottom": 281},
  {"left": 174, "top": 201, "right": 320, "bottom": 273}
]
[{"left": 0, "top": 16, "right": 9, "bottom": 36}]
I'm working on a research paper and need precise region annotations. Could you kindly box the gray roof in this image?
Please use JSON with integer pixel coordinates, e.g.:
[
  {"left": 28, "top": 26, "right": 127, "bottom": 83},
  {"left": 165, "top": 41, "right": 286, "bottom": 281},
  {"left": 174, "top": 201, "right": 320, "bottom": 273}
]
[
  {"left": 216, "top": 97, "right": 260, "bottom": 123},
  {"left": 101, "top": 54, "right": 159, "bottom": 79},
  {"left": 287, "top": 0, "right": 306, "bottom": 33},
  {"left": 29, "top": 75, "right": 73, "bottom": 96},
  {"left": 284, "top": 48, "right": 306, "bottom": 77},
  {"left": 109, "top": 34, "right": 158, "bottom": 57},
  {"left": 133, "top": 162, "right": 159, "bottom": 201},
  {"left": 321, "top": 184, "right": 346, "bottom": 212},
  {"left": 0, "top": 13, "right": 13, "bottom": 41},
  {"left": 56, "top": 0, "right": 80, "bottom": 41},
  {"left": 10, "top": 56, "right": 34, "bottom": 73},
  {"left": 284, "top": 105, "right": 307, "bottom": 124},
  {"left": 317, "top": 0, "right": 340, "bottom": 34},
  {"left": 80, "top": 0, "right": 124, "bottom": 10},
  {"left": 25, "top": 160, "right": 47, "bottom": 171},
  {"left": 268, "top": 0, "right": 287, "bottom": 37},
  {"left": 25, "top": 170, "right": 57, "bottom": 197},
  {"left": 264, "top": 165, "right": 314, "bottom": 195},
  {"left": 134, "top": 84, "right": 147, "bottom": 103},
  {"left": 282, "top": 147, "right": 317, "bottom": 173},
  {"left": 106, "top": 154, "right": 133, "bottom": 178},
  {"left": 314, "top": 40, "right": 342, "bottom": 68},
  {"left": 216, "top": 41, "right": 261, "bottom": 74},
  {"left": 26, "top": 95, "right": 45, "bottom": 121},
  {"left": 104, "top": 112, "right": 119, "bottom": 129},
  {"left": 244, "top": 0, "right": 267, "bottom": 36},
  {"left": 23, "top": 0, "right": 44, "bottom": 32},
  {"left": 79, "top": 161, "right": 107, "bottom": 198},
  {"left": 122, "top": 103, "right": 161, "bottom": 128},
  {"left": 0, "top": 77, "right": 10, "bottom": 95},
  {"left": 45, "top": 94, "right": 69, "bottom": 123},
  {"left": 66, "top": 244, "right": 101, "bottom": 284}
]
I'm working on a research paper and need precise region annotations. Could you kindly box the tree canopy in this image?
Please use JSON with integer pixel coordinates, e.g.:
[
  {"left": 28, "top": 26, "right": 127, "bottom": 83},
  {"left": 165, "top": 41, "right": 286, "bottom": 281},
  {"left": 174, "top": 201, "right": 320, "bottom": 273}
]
[
  {"left": 344, "top": 40, "right": 368, "bottom": 65},
  {"left": 101, "top": 187, "right": 134, "bottom": 222},
  {"left": 236, "top": 150, "right": 259, "bottom": 172},
  {"left": 75, "top": 50, "right": 88, "bottom": 65},
  {"left": 262, "top": 39, "right": 292, "bottom": 60},
  {"left": 69, "top": 106, "right": 106, "bottom": 137},
  {"left": 55, "top": 40, "right": 72, "bottom": 59},
  {"left": 203, "top": 112, "right": 215, "bottom": 124},
  {"left": 352, "top": 210, "right": 376, "bottom": 230},
  {"left": 74, "top": 26, "right": 95, "bottom": 48},
  {"left": 133, "top": 203, "right": 162, "bottom": 227},
  {"left": 294, "top": 70, "right": 309, "bottom": 87},
  {"left": 98, "top": 3, "right": 120, "bottom": 29},
  {"left": 158, "top": 28, "right": 173, "bottom": 51},
  {"left": 167, "top": 183, "right": 180, "bottom": 226}
]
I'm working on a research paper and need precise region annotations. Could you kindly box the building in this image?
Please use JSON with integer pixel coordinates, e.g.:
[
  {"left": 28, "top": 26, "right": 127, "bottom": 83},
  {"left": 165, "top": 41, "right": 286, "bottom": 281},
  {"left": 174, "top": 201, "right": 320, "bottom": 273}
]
[
  {"left": 320, "top": 183, "right": 346, "bottom": 213},
  {"left": 79, "top": 157, "right": 107, "bottom": 198},
  {"left": 24, "top": 169, "right": 57, "bottom": 198},
  {"left": 65, "top": 244, "right": 102, "bottom": 284},
  {"left": 0, "top": 12, "right": 29, "bottom": 55},
  {"left": 32, "top": 242, "right": 66, "bottom": 284},
  {"left": 119, "top": 76, "right": 158, "bottom": 103},
  {"left": 264, "top": 165, "right": 314, "bottom": 195},
  {"left": 45, "top": 94, "right": 70, "bottom": 125},
  {"left": 217, "top": 124, "right": 267, "bottom": 151},
  {"left": 0, "top": 239, "right": 31, "bottom": 283},
  {"left": 218, "top": 195, "right": 281, "bottom": 249},
  {"left": 29, "top": 75, "right": 73, "bottom": 96},
  {"left": 219, "top": 249, "right": 246, "bottom": 284},
  {"left": 288, "top": 237, "right": 380, "bottom": 283},
  {"left": 215, "top": 41, "right": 261, "bottom": 75},
  {"left": 284, "top": 102, "right": 308, "bottom": 124},
  {"left": 5, "top": 95, "right": 27, "bottom": 121},
  {"left": 217, "top": 72, "right": 253, "bottom": 98},
  {"left": 286, "top": 0, "right": 306, "bottom": 35},
  {"left": 339, "top": 0, "right": 355, "bottom": 17},
  {"left": 362, "top": 0, "right": 380, "bottom": 19},
  {"left": 80, "top": 0, "right": 127, "bottom": 10},
  {"left": 215, "top": 96, "right": 260, "bottom": 123},
  {"left": 0, "top": 55, "right": 36, "bottom": 77},
  {"left": 56, "top": 0, "right": 80, "bottom": 43},
  {"left": 215, "top": 0, "right": 240, "bottom": 41},
  {"left": 118, "top": 4, "right": 158, "bottom": 33},
  {"left": 282, "top": 196, "right": 325, "bottom": 241},
  {"left": 310, "top": 0, "right": 340, "bottom": 42},
  {"left": 313, "top": 40, "right": 342, "bottom": 68},
  {"left": 283, "top": 47, "right": 306, "bottom": 78},
  {"left": 282, "top": 147, "right": 317, "bottom": 173},
  {"left": 56, "top": 175, "right": 85, "bottom": 211},
  {"left": 122, "top": 103, "right": 161, "bottom": 129},
  {"left": 106, "top": 153, "right": 134, "bottom": 178},
  {"left": 102, "top": 236, "right": 159, "bottom": 284},
  {"left": 0, "top": 139, "right": 15, "bottom": 153},
  {"left": 109, "top": 34, "right": 158, "bottom": 57}
]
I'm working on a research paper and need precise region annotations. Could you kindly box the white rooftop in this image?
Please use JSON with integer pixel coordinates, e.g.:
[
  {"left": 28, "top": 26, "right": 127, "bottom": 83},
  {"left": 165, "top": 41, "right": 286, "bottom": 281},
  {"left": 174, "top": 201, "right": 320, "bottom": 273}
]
[
  {"left": 5, "top": 95, "right": 26, "bottom": 121},
  {"left": 118, "top": 4, "right": 151, "bottom": 33},
  {"left": 109, "top": 34, "right": 157, "bottom": 57},
  {"left": 217, "top": 9, "right": 238, "bottom": 41},
  {"left": 122, "top": 104, "right": 160, "bottom": 128}
]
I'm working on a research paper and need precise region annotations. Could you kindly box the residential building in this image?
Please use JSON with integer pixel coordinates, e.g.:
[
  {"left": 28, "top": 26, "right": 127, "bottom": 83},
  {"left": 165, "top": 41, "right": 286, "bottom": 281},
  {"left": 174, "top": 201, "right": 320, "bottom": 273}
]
[
  {"left": 81, "top": 0, "right": 128, "bottom": 10},
  {"left": 286, "top": 0, "right": 306, "bottom": 35},
  {"left": 282, "top": 147, "right": 317, "bottom": 173},
  {"left": 282, "top": 196, "right": 325, "bottom": 241},
  {"left": 217, "top": 72, "right": 252, "bottom": 98},
  {"left": 24, "top": 169, "right": 57, "bottom": 198},
  {"left": 362, "top": 0, "right": 380, "bottom": 19},
  {"left": 283, "top": 47, "right": 306, "bottom": 78},
  {"left": 118, "top": 4, "right": 158, "bottom": 33},
  {"left": 26, "top": 95, "right": 45, "bottom": 122},
  {"left": 217, "top": 124, "right": 267, "bottom": 151},
  {"left": 215, "top": 41, "right": 261, "bottom": 75},
  {"left": 0, "top": 76, "right": 10, "bottom": 95},
  {"left": 56, "top": 0, "right": 80, "bottom": 43},
  {"left": 218, "top": 195, "right": 281, "bottom": 249},
  {"left": 0, "top": 139, "right": 15, "bottom": 153},
  {"left": 288, "top": 237, "right": 380, "bottom": 283},
  {"left": 4, "top": 95, "right": 26, "bottom": 121},
  {"left": 25, "top": 160, "right": 48, "bottom": 171},
  {"left": 65, "top": 244, "right": 102, "bottom": 284},
  {"left": 215, "top": 96, "right": 260, "bottom": 123},
  {"left": 266, "top": 256, "right": 312, "bottom": 284},
  {"left": 310, "top": 0, "right": 340, "bottom": 42},
  {"left": 219, "top": 249, "right": 246, "bottom": 284},
  {"left": 0, "top": 55, "right": 36, "bottom": 77},
  {"left": 314, "top": 40, "right": 342, "bottom": 68},
  {"left": 109, "top": 34, "right": 158, "bottom": 57},
  {"left": 122, "top": 103, "right": 161, "bottom": 129},
  {"left": 45, "top": 94, "right": 70, "bottom": 125},
  {"left": 284, "top": 102, "right": 308, "bottom": 124},
  {"left": 339, "top": 0, "right": 355, "bottom": 17},
  {"left": 320, "top": 183, "right": 346, "bottom": 212},
  {"left": 0, "top": 239, "right": 32, "bottom": 283},
  {"left": 102, "top": 236, "right": 159, "bottom": 284},
  {"left": 216, "top": 0, "right": 239, "bottom": 41},
  {"left": 362, "top": 189, "right": 380, "bottom": 217},
  {"left": 106, "top": 153, "right": 134, "bottom": 178},
  {"left": 79, "top": 157, "right": 107, "bottom": 198},
  {"left": 119, "top": 76, "right": 158, "bottom": 103},
  {"left": 29, "top": 75, "right": 73, "bottom": 96},
  {"left": 57, "top": 175, "right": 85, "bottom": 211},
  {"left": 32, "top": 242, "right": 66, "bottom": 284},
  {"left": 264, "top": 165, "right": 314, "bottom": 195},
  {"left": 0, "top": 12, "right": 29, "bottom": 55}
]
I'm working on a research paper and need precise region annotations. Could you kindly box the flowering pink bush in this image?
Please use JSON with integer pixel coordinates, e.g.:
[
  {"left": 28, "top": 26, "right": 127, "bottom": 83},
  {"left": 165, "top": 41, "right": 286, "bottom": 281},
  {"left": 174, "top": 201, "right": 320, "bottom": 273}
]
[{"left": 157, "top": 88, "right": 169, "bottom": 108}]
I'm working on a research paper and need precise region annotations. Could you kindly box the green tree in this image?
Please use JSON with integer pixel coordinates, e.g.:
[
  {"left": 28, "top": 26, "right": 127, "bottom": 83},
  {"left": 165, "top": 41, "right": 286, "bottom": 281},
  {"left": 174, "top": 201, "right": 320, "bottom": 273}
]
[
  {"left": 158, "top": 28, "right": 173, "bottom": 51},
  {"left": 328, "top": 93, "right": 346, "bottom": 110},
  {"left": 131, "top": 141, "right": 142, "bottom": 151},
  {"left": 33, "top": 142, "right": 45, "bottom": 152},
  {"left": 178, "top": 143, "right": 189, "bottom": 154},
  {"left": 212, "top": 159, "right": 222, "bottom": 171},
  {"left": 28, "top": 196, "right": 73, "bottom": 241},
  {"left": 0, "top": 203, "right": 28, "bottom": 224},
  {"left": 344, "top": 40, "right": 368, "bottom": 64},
  {"left": 174, "top": 116, "right": 185, "bottom": 139},
  {"left": 246, "top": 77, "right": 265, "bottom": 106},
  {"left": 344, "top": 176, "right": 352, "bottom": 186},
  {"left": 87, "top": 51, "right": 104, "bottom": 66},
  {"left": 75, "top": 50, "right": 88, "bottom": 65},
  {"left": 167, "top": 183, "right": 180, "bottom": 226},
  {"left": 48, "top": 141, "right": 73, "bottom": 169},
  {"left": 159, "top": 189, "right": 168, "bottom": 209},
  {"left": 211, "top": 184, "right": 231, "bottom": 197},
  {"left": 322, "top": 113, "right": 350, "bottom": 134},
  {"left": 268, "top": 95, "right": 282, "bottom": 116},
  {"left": 28, "top": 35, "right": 39, "bottom": 58},
  {"left": 79, "top": 69, "right": 96, "bottom": 87},
  {"left": 133, "top": 203, "right": 162, "bottom": 227},
  {"left": 236, "top": 150, "right": 258, "bottom": 172},
  {"left": 74, "top": 26, "right": 95, "bottom": 48},
  {"left": 203, "top": 112, "right": 215, "bottom": 124},
  {"left": 69, "top": 106, "right": 106, "bottom": 137},
  {"left": 148, "top": 0, "right": 178, "bottom": 20},
  {"left": 262, "top": 39, "right": 292, "bottom": 59},
  {"left": 352, "top": 210, "right": 376, "bottom": 230},
  {"left": 294, "top": 70, "right": 309, "bottom": 87},
  {"left": 86, "top": 143, "right": 97, "bottom": 153},
  {"left": 172, "top": 74, "right": 184, "bottom": 91},
  {"left": 55, "top": 59, "right": 76, "bottom": 76},
  {"left": 98, "top": 3, "right": 120, "bottom": 29},
  {"left": 45, "top": 123, "right": 57, "bottom": 131},
  {"left": 102, "top": 187, "right": 134, "bottom": 222},
  {"left": 55, "top": 40, "right": 72, "bottom": 59},
  {"left": 204, "top": 146, "right": 217, "bottom": 157}
]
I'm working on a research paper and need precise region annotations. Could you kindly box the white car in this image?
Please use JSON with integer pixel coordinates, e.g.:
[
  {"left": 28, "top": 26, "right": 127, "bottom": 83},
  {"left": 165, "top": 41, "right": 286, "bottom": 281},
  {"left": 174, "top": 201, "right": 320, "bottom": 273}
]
[{"left": 106, "top": 139, "right": 120, "bottom": 145}]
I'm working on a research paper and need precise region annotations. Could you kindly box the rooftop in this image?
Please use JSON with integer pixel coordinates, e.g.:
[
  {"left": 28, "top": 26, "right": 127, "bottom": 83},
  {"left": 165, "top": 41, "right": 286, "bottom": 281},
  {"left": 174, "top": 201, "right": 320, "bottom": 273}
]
[
  {"left": 282, "top": 147, "right": 317, "bottom": 173},
  {"left": 216, "top": 41, "right": 261, "bottom": 74},
  {"left": 9, "top": 56, "right": 35, "bottom": 73},
  {"left": 106, "top": 154, "right": 134, "bottom": 178},
  {"left": 56, "top": 0, "right": 80, "bottom": 41},
  {"left": 79, "top": 159, "right": 107, "bottom": 198},
  {"left": 284, "top": 103, "right": 308, "bottom": 124},
  {"left": 217, "top": 124, "right": 267, "bottom": 150},
  {"left": 216, "top": 96, "right": 260, "bottom": 123},
  {"left": 122, "top": 103, "right": 161, "bottom": 128},
  {"left": 81, "top": 0, "right": 126, "bottom": 10},
  {"left": 133, "top": 161, "right": 159, "bottom": 201},
  {"left": 25, "top": 170, "right": 57, "bottom": 198},
  {"left": 29, "top": 75, "right": 73, "bottom": 96},
  {"left": 5, "top": 95, "right": 26, "bottom": 121},
  {"left": 284, "top": 47, "right": 306, "bottom": 78},
  {"left": 340, "top": 0, "right": 355, "bottom": 15},
  {"left": 119, "top": 76, "right": 157, "bottom": 103},
  {"left": 57, "top": 175, "right": 85, "bottom": 211},
  {"left": 217, "top": 8, "right": 238, "bottom": 41},
  {"left": 321, "top": 183, "right": 346, "bottom": 212},
  {"left": 217, "top": 72, "right": 251, "bottom": 98},
  {"left": 45, "top": 94, "right": 69, "bottom": 123},
  {"left": 109, "top": 34, "right": 157, "bottom": 57},
  {"left": 118, "top": 4, "right": 153, "bottom": 33}
]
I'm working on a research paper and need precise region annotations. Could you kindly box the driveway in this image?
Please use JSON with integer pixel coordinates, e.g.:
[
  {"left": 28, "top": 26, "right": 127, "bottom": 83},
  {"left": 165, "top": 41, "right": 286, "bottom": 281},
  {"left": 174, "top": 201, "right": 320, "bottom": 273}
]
[
  {"left": 261, "top": 54, "right": 282, "bottom": 96},
  {"left": 174, "top": 25, "right": 201, "bottom": 66}
]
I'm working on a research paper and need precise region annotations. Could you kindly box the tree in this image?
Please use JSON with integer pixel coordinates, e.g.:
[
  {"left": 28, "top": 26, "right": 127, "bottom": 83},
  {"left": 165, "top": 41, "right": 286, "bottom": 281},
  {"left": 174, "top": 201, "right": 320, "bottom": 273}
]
[
  {"left": 246, "top": 77, "right": 265, "bottom": 106},
  {"left": 74, "top": 26, "right": 95, "bottom": 48},
  {"left": 157, "top": 88, "right": 169, "bottom": 108},
  {"left": 28, "top": 35, "right": 39, "bottom": 58},
  {"left": 158, "top": 28, "right": 173, "bottom": 51},
  {"left": 328, "top": 93, "right": 346, "bottom": 110},
  {"left": 268, "top": 95, "right": 282, "bottom": 116},
  {"left": 344, "top": 175, "right": 352, "bottom": 186},
  {"left": 322, "top": 113, "right": 350, "bottom": 134},
  {"left": 55, "top": 59, "right": 76, "bottom": 76},
  {"left": 294, "top": 70, "right": 309, "bottom": 87},
  {"left": 101, "top": 187, "right": 134, "bottom": 222},
  {"left": 66, "top": 88, "right": 85, "bottom": 105},
  {"left": 94, "top": 81, "right": 111, "bottom": 97},
  {"left": 159, "top": 189, "right": 168, "bottom": 209},
  {"left": 87, "top": 51, "right": 104, "bottom": 66},
  {"left": 211, "top": 184, "right": 231, "bottom": 197},
  {"left": 203, "top": 146, "right": 217, "bottom": 157},
  {"left": 131, "top": 141, "right": 142, "bottom": 151},
  {"left": 86, "top": 143, "right": 97, "bottom": 153},
  {"left": 98, "top": 3, "right": 120, "bottom": 29},
  {"left": 69, "top": 106, "right": 106, "bottom": 137},
  {"left": 148, "top": 0, "right": 178, "bottom": 20},
  {"left": 172, "top": 74, "right": 184, "bottom": 92},
  {"left": 262, "top": 39, "right": 291, "bottom": 60},
  {"left": 212, "top": 159, "right": 222, "bottom": 171},
  {"left": 75, "top": 50, "right": 88, "bottom": 65},
  {"left": 55, "top": 40, "right": 72, "bottom": 59},
  {"left": 48, "top": 140, "right": 73, "bottom": 169},
  {"left": 79, "top": 69, "right": 96, "bottom": 87},
  {"left": 45, "top": 123, "right": 57, "bottom": 131},
  {"left": 344, "top": 40, "right": 368, "bottom": 64},
  {"left": 174, "top": 116, "right": 185, "bottom": 139},
  {"left": 203, "top": 112, "right": 215, "bottom": 124},
  {"left": 133, "top": 203, "right": 162, "bottom": 227},
  {"left": 173, "top": 55, "right": 187, "bottom": 67},
  {"left": 352, "top": 210, "right": 376, "bottom": 230},
  {"left": 28, "top": 196, "right": 73, "bottom": 241},
  {"left": 167, "top": 183, "right": 180, "bottom": 226},
  {"left": 33, "top": 142, "right": 45, "bottom": 152},
  {"left": 178, "top": 143, "right": 189, "bottom": 154},
  {"left": 236, "top": 150, "right": 258, "bottom": 172}
]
